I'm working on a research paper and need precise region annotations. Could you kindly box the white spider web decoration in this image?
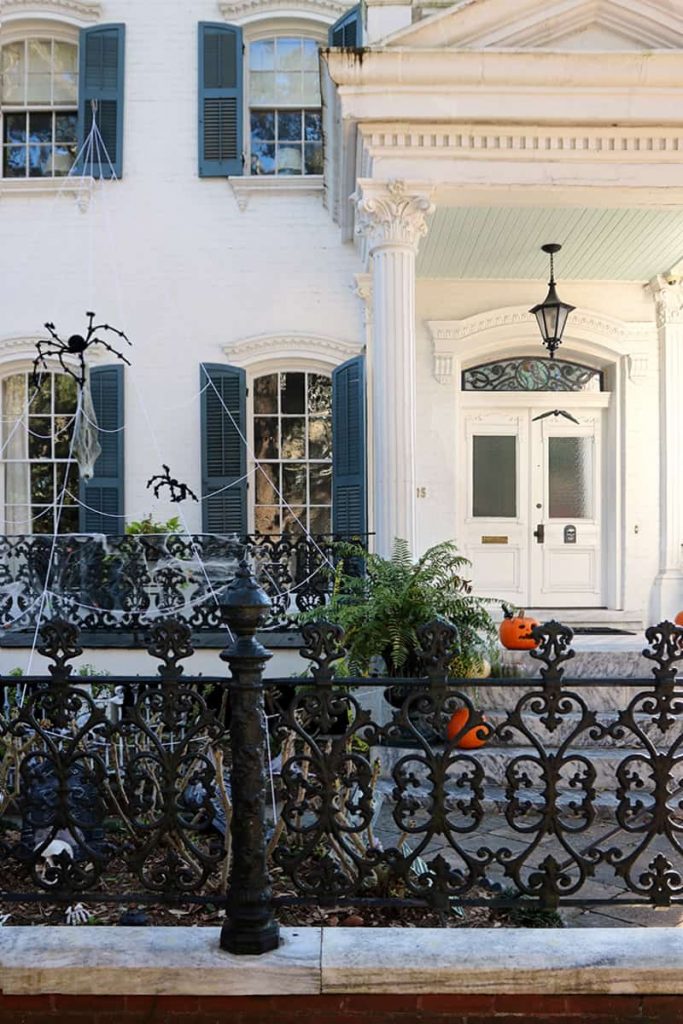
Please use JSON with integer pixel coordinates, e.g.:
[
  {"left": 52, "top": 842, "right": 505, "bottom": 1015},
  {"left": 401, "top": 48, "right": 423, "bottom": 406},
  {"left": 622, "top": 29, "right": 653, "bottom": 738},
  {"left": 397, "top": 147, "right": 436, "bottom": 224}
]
[{"left": 72, "top": 368, "right": 102, "bottom": 480}]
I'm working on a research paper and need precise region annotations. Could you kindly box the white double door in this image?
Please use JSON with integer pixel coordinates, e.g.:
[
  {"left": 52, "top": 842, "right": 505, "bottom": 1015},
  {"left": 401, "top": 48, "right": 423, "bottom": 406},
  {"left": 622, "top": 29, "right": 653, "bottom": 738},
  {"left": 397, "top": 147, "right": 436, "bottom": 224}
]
[{"left": 460, "top": 396, "right": 608, "bottom": 608}]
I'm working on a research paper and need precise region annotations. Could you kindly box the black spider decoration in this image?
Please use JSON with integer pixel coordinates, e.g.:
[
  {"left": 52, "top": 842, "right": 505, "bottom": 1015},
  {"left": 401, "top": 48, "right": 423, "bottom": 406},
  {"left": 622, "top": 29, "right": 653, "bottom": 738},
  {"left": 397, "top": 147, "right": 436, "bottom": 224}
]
[
  {"left": 146, "top": 465, "right": 199, "bottom": 504},
  {"left": 33, "top": 311, "right": 132, "bottom": 389}
]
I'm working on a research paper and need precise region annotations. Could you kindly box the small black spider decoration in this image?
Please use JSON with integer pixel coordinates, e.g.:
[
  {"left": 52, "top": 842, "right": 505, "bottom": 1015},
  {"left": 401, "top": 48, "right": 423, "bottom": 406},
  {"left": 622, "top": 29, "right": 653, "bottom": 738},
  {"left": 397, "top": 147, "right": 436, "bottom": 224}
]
[
  {"left": 33, "top": 311, "right": 132, "bottom": 389},
  {"left": 147, "top": 465, "right": 199, "bottom": 504}
]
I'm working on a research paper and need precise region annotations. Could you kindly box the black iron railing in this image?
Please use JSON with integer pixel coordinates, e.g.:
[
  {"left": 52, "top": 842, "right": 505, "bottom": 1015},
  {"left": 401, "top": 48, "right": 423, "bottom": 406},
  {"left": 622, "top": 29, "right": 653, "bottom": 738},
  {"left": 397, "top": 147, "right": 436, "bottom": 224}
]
[
  {"left": 1, "top": 565, "right": 682, "bottom": 952},
  {"left": 0, "top": 532, "right": 360, "bottom": 644}
]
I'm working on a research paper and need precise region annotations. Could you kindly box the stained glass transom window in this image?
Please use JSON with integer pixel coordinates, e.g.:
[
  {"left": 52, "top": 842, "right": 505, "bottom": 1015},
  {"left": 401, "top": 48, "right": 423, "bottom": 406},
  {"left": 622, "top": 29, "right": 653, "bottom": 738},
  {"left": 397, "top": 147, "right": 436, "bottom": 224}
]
[{"left": 462, "top": 358, "right": 603, "bottom": 392}]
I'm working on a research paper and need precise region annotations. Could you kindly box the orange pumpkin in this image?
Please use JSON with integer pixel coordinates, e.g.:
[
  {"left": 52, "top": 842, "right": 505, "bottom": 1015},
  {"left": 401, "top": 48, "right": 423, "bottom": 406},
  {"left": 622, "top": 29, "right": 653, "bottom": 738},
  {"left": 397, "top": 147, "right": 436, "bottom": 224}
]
[
  {"left": 676, "top": 612, "right": 683, "bottom": 627},
  {"left": 499, "top": 606, "right": 539, "bottom": 651},
  {"left": 446, "top": 707, "right": 490, "bottom": 749}
]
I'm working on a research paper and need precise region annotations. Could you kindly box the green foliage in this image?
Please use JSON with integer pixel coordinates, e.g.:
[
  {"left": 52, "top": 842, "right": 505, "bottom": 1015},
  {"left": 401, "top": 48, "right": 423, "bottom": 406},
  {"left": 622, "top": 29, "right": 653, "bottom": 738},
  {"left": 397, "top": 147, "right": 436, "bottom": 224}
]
[
  {"left": 300, "top": 539, "right": 496, "bottom": 677},
  {"left": 125, "top": 514, "right": 182, "bottom": 536}
]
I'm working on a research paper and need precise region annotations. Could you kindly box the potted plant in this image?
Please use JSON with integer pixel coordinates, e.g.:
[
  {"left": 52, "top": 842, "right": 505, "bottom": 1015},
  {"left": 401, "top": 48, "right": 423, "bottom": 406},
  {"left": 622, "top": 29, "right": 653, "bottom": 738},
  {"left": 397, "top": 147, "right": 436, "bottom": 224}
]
[
  {"left": 299, "top": 538, "right": 496, "bottom": 678},
  {"left": 298, "top": 539, "right": 497, "bottom": 740}
]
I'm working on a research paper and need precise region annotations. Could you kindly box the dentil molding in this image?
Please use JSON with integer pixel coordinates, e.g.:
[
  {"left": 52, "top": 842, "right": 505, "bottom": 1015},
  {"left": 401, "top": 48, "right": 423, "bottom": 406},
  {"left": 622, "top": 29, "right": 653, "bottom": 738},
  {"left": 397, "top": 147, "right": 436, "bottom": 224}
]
[
  {"left": 353, "top": 180, "right": 435, "bottom": 252},
  {"left": 358, "top": 125, "right": 683, "bottom": 164},
  {"left": 2, "top": 0, "right": 101, "bottom": 21},
  {"left": 223, "top": 333, "right": 362, "bottom": 369}
]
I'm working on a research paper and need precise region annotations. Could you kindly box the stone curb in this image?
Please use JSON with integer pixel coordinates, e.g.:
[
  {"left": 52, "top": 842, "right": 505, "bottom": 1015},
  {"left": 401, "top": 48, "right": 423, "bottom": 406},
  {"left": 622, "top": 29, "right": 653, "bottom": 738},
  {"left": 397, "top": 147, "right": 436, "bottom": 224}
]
[{"left": 0, "top": 927, "right": 682, "bottom": 996}]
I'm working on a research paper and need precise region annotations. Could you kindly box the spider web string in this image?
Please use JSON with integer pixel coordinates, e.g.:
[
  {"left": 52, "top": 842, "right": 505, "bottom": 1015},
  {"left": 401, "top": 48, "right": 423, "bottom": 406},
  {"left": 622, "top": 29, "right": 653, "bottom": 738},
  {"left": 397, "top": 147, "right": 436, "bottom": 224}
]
[
  {"left": 86, "top": 114, "right": 337, "bottom": 574},
  {"left": 84, "top": 129, "right": 237, "bottom": 645},
  {"left": 59, "top": 117, "right": 337, "bottom": 631},
  {"left": 22, "top": 387, "right": 84, "bottom": 686},
  {"left": 203, "top": 374, "right": 336, "bottom": 571}
]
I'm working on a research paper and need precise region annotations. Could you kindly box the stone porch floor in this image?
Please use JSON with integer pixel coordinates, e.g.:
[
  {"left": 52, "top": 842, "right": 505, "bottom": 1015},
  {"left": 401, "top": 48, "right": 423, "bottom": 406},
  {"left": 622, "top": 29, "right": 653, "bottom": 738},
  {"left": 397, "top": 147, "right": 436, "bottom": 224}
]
[{"left": 370, "top": 806, "right": 683, "bottom": 929}]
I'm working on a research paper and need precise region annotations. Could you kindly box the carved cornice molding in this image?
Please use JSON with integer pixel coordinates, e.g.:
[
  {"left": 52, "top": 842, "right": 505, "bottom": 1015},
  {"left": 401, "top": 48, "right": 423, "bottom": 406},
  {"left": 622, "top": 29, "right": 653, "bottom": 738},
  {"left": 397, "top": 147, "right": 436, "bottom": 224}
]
[
  {"left": 384, "top": 0, "right": 683, "bottom": 51},
  {"left": 427, "top": 306, "right": 656, "bottom": 385},
  {"left": 358, "top": 125, "right": 683, "bottom": 165},
  {"left": 353, "top": 180, "right": 435, "bottom": 252},
  {"left": 223, "top": 333, "right": 362, "bottom": 369},
  {"left": 0, "top": 336, "right": 106, "bottom": 371},
  {"left": 650, "top": 275, "right": 683, "bottom": 327},
  {"left": 218, "top": 0, "right": 345, "bottom": 22},
  {"left": 2, "top": 0, "right": 101, "bottom": 21}
]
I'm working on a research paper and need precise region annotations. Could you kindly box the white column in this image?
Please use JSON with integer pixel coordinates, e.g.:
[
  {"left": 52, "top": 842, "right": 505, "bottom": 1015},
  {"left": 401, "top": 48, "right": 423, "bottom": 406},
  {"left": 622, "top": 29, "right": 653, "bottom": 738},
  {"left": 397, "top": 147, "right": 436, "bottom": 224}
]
[
  {"left": 355, "top": 180, "right": 433, "bottom": 558},
  {"left": 650, "top": 276, "right": 683, "bottom": 621}
]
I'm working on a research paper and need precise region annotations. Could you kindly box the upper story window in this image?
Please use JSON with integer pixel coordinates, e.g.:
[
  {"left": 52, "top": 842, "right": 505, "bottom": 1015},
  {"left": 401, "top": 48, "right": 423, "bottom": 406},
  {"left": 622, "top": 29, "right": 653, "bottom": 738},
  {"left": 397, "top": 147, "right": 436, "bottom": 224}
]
[
  {"left": 249, "top": 37, "right": 322, "bottom": 176},
  {"left": 1, "top": 38, "right": 79, "bottom": 178},
  {"left": 1, "top": 371, "right": 79, "bottom": 534}
]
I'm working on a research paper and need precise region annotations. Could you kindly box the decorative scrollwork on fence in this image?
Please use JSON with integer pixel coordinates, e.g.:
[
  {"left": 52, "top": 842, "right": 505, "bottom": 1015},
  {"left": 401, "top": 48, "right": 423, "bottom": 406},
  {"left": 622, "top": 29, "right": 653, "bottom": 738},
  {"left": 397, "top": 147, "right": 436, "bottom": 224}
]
[{"left": 1, "top": 609, "right": 683, "bottom": 925}]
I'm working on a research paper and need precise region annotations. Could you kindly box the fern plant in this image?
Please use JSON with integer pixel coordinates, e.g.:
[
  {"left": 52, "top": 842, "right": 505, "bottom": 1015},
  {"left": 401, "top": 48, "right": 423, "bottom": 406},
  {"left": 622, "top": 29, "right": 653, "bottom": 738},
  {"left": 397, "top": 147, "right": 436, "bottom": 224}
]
[{"left": 299, "top": 539, "right": 496, "bottom": 677}]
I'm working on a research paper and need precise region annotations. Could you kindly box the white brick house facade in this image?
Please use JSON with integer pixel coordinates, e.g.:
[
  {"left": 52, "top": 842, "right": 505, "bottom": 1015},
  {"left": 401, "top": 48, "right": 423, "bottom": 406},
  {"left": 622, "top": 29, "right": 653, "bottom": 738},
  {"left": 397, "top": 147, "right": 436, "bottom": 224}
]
[{"left": 1, "top": 0, "right": 682, "bottom": 647}]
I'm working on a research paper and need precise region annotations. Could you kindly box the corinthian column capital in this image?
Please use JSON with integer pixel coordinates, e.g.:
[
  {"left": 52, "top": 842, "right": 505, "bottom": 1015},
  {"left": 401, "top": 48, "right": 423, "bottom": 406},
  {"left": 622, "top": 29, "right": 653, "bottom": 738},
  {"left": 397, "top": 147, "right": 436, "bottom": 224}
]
[
  {"left": 650, "top": 275, "right": 683, "bottom": 327},
  {"left": 353, "top": 179, "right": 434, "bottom": 252}
]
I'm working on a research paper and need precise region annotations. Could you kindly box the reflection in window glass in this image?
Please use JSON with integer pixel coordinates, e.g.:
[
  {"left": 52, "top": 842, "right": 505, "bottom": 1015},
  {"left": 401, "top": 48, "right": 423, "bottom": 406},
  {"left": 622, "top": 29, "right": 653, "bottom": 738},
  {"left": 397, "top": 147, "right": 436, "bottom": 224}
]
[
  {"left": 249, "top": 38, "right": 322, "bottom": 176},
  {"left": 472, "top": 435, "right": 516, "bottom": 518},
  {"left": 549, "top": 437, "right": 593, "bottom": 519},
  {"left": 1, "top": 371, "right": 79, "bottom": 533},
  {"left": 1, "top": 38, "right": 78, "bottom": 178},
  {"left": 253, "top": 371, "right": 332, "bottom": 535}
]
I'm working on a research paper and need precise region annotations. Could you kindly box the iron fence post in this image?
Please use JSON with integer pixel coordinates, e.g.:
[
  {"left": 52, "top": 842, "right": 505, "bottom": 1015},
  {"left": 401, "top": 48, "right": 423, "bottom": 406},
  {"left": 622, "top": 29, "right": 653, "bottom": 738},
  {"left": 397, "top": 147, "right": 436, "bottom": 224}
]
[{"left": 218, "top": 561, "right": 280, "bottom": 954}]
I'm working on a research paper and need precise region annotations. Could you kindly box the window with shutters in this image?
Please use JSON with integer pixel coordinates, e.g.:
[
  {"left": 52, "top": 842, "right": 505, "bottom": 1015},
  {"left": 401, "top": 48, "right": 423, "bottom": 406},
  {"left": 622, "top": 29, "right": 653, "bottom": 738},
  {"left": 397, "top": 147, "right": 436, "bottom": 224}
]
[
  {"left": 0, "top": 371, "right": 79, "bottom": 533},
  {"left": 252, "top": 371, "right": 332, "bottom": 534},
  {"left": 1, "top": 36, "right": 78, "bottom": 178},
  {"left": 248, "top": 36, "right": 323, "bottom": 176}
]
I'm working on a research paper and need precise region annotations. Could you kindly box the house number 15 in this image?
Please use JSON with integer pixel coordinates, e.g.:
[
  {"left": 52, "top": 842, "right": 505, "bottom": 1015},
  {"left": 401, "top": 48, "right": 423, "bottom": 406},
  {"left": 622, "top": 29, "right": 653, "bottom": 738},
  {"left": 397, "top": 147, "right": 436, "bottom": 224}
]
[{"left": 416, "top": 487, "right": 428, "bottom": 498}]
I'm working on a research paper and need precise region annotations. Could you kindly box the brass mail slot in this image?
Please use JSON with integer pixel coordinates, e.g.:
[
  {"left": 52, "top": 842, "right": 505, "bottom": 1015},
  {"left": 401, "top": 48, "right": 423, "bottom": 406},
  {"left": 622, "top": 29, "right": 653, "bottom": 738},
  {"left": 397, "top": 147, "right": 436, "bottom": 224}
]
[{"left": 481, "top": 535, "right": 508, "bottom": 544}]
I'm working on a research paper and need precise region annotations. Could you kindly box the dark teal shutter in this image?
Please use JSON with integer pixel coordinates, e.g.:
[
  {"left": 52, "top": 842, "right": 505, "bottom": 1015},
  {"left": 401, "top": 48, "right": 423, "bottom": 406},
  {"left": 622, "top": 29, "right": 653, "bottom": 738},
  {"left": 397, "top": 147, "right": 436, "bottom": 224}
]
[
  {"left": 329, "top": 6, "right": 361, "bottom": 46},
  {"left": 78, "top": 25, "right": 125, "bottom": 179},
  {"left": 200, "top": 364, "right": 247, "bottom": 535},
  {"left": 79, "top": 365, "right": 124, "bottom": 534},
  {"left": 198, "top": 23, "right": 243, "bottom": 177},
  {"left": 332, "top": 355, "right": 366, "bottom": 537}
]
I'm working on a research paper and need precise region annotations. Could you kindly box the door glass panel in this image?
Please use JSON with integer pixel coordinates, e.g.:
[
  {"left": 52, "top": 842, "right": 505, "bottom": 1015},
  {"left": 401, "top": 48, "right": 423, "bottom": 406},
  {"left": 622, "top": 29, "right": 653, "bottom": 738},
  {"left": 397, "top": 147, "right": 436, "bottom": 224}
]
[
  {"left": 472, "top": 435, "right": 516, "bottom": 518},
  {"left": 548, "top": 436, "right": 593, "bottom": 519}
]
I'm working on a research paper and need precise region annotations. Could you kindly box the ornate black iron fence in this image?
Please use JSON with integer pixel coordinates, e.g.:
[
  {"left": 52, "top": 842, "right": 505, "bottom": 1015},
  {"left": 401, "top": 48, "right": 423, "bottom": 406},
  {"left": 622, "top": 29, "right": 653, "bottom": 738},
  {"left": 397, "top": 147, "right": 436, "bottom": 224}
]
[
  {"left": 0, "top": 533, "right": 356, "bottom": 643},
  {"left": 0, "top": 563, "right": 682, "bottom": 953}
]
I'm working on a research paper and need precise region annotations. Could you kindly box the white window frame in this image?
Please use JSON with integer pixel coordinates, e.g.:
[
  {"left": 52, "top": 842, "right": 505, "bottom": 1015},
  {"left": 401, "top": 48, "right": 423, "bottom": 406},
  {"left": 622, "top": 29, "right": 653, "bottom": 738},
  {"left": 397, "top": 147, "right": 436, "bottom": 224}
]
[
  {"left": 248, "top": 364, "right": 333, "bottom": 537},
  {"left": 1, "top": 21, "right": 80, "bottom": 181},
  {"left": 243, "top": 19, "right": 326, "bottom": 180},
  {"left": 0, "top": 366, "right": 80, "bottom": 536}
]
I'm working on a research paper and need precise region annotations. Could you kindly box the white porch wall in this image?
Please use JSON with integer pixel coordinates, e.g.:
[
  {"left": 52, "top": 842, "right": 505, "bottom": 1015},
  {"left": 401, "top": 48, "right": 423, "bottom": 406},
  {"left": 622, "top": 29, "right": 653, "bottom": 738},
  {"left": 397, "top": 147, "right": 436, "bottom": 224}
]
[
  {"left": 0, "top": 0, "right": 363, "bottom": 533},
  {"left": 413, "top": 278, "right": 660, "bottom": 620}
]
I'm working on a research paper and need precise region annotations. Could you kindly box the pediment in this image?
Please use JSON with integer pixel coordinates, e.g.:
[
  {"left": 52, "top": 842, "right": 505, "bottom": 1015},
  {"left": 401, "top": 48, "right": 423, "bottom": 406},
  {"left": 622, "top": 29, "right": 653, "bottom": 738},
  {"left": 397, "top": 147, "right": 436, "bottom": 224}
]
[{"left": 385, "top": 0, "right": 683, "bottom": 50}]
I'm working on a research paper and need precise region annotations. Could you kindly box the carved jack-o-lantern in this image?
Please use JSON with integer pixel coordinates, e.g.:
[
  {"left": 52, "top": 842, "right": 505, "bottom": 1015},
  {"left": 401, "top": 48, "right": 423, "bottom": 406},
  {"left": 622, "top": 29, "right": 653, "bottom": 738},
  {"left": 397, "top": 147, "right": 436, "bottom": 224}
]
[{"left": 499, "top": 607, "right": 539, "bottom": 651}]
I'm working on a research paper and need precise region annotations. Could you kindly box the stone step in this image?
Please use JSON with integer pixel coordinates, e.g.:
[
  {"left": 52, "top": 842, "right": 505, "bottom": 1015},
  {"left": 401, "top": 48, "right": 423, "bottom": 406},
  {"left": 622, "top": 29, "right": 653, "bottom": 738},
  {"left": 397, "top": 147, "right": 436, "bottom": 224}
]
[
  {"left": 498, "top": 649, "right": 655, "bottom": 680},
  {"left": 372, "top": 744, "right": 673, "bottom": 793},
  {"left": 478, "top": 710, "right": 676, "bottom": 748},
  {"left": 464, "top": 679, "right": 658, "bottom": 711},
  {"left": 374, "top": 778, "right": 620, "bottom": 819}
]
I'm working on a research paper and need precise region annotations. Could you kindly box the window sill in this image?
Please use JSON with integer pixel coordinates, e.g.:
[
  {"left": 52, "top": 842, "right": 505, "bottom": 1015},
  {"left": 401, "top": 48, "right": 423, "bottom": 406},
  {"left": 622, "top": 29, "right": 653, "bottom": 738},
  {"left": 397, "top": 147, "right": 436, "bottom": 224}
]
[
  {"left": 228, "top": 174, "right": 324, "bottom": 211},
  {"left": 0, "top": 176, "right": 94, "bottom": 210}
]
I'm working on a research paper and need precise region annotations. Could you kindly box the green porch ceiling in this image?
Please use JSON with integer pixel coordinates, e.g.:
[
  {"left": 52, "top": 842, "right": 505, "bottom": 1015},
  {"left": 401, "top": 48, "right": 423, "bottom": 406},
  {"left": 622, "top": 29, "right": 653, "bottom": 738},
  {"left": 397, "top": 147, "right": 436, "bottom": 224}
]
[{"left": 417, "top": 207, "right": 683, "bottom": 280}]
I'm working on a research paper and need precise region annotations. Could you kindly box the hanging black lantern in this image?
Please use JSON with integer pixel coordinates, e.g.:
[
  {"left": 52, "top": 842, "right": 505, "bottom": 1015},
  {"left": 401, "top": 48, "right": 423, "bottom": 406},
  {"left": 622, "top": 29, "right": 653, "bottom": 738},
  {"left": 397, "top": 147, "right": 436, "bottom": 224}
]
[{"left": 529, "top": 243, "right": 575, "bottom": 358}]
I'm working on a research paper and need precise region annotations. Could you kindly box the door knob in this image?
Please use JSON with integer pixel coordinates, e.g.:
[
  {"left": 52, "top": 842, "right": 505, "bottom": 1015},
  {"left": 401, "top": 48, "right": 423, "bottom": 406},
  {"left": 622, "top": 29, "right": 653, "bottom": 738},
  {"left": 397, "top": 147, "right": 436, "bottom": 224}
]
[{"left": 533, "top": 524, "right": 545, "bottom": 544}]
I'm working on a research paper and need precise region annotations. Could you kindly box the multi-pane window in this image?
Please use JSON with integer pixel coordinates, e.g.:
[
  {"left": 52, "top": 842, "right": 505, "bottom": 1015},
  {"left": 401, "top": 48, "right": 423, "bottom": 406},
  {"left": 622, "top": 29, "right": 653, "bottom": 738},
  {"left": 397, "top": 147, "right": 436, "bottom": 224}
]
[
  {"left": 1, "top": 373, "right": 79, "bottom": 534},
  {"left": 253, "top": 371, "right": 332, "bottom": 535},
  {"left": 249, "top": 37, "right": 323, "bottom": 176},
  {"left": 1, "top": 39, "right": 78, "bottom": 178}
]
